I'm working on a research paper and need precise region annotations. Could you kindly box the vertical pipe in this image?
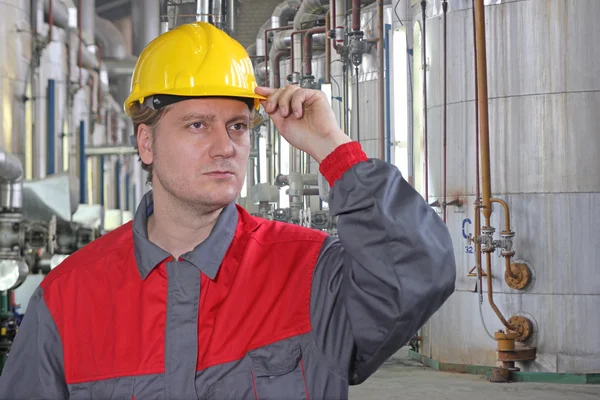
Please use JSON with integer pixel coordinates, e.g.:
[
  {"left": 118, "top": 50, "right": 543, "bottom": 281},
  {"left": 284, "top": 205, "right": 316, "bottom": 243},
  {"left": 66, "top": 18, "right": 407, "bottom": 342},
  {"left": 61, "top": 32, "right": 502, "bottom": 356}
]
[
  {"left": 442, "top": 0, "right": 448, "bottom": 223},
  {"left": 325, "top": 9, "right": 331, "bottom": 83},
  {"left": 79, "top": 120, "right": 86, "bottom": 204},
  {"left": 115, "top": 159, "right": 121, "bottom": 209},
  {"left": 125, "top": 172, "right": 130, "bottom": 211},
  {"left": 421, "top": 0, "right": 428, "bottom": 201},
  {"left": 472, "top": 0, "right": 482, "bottom": 289},
  {"left": 304, "top": 27, "right": 326, "bottom": 76},
  {"left": 473, "top": 0, "right": 491, "bottom": 220},
  {"left": 351, "top": 0, "right": 360, "bottom": 31},
  {"left": 47, "top": 79, "right": 56, "bottom": 175},
  {"left": 384, "top": 24, "right": 392, "bottom": 163},
  {"left": 227, "top": 0, "right": 235, "bottom": 33},
  {"left": 100, "top": 155, "right": 105, "bottom": 206},
  {"left": 265, "top": 26, "right": 294, "bottom": 86},
  {"left": 377, "top": 0, "right": 385, "bottom": 160},
  {"left": 355, "top": 66, "right": 360, "bottom": 143}
]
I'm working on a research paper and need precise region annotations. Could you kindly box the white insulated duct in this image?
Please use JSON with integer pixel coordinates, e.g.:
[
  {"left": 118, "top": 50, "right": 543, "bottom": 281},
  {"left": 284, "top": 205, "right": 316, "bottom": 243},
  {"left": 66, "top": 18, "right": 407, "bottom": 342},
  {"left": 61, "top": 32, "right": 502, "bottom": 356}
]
[
  {"left": 293, "top": 0, "right": 329, "bottom": 30},
  {"left": 256, "top": 0, "right": 301, "bottom": 57}
]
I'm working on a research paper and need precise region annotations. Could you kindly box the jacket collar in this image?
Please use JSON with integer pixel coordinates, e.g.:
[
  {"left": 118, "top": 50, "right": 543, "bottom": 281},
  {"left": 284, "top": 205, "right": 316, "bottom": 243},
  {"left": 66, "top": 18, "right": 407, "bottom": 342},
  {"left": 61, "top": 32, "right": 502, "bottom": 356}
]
[{"left": 132, "top": 190, "right": 238, "bottom": 280}]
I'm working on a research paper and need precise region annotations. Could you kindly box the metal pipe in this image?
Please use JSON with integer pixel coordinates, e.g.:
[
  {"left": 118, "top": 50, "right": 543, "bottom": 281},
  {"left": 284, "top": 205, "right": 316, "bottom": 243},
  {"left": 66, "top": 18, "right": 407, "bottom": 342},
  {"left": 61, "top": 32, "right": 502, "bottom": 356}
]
[
  {"left": 265, "top": 26, "right": 294, "bottom": 86},
  {"left": 197, "top": 0, "right": 210, "bottom": 22},
  {"left": 442, "top": 0, "right": 448, "bottom": 222},
  {"left": 132, "top": 0, "right": 161, "bottom": 56},
  {"left": 384, "top": 23, "right": 391, "bottom": 163},
  {"left": 473, "top": 0, "right": 517, "bottom": 331},
  {"left": 227, "top": 0, "right": 235, "bottom": 33},
  {"left": 48, "top": 0, "right": 53, "bottom": 40},
  {"left": 355, "top": 66, "right": 360, "bottom": 143},
  {"left": 47, "top": 79, "right": 56, "bottom": 175},
  {"left": 78, "top": 0, "right": 83, "bottom": 86},
  {"left": 330, "top": 0, "right": 339, "bottom": 51},
  {"left": 485, "top": 252, "right": 516, "bottom": 331},
  {"left": 325, "top": 9, "right": 331, "bottom": 83},
  {"left": 273, "top": 50, "right": 291, "bottom": 89},
  {"left": 0, "top": 151, "right": 24, "bottom": 182},
  {"left": 377, "top": 0, "right": 385, "bottom": 160},
  {"left": 474, "top": 0, "right": 491, "bottom": 220},
  {"left": 79, "top": 120, "right": 86, "bottom": 204},
  {"left": 421, "top": 0, "right": 428, "bottom": 199},
  {"left": 304, "top": 26, "right": 327, "bottom": 76},
  {"left": 351, "top": 0, "right": 360, "bottom": 31},
  {"left": 85, "top": 145, "right": 138, "bottom": 156},
  {"left": 211, "top": 0, "right": 224, "bottom": 26}
]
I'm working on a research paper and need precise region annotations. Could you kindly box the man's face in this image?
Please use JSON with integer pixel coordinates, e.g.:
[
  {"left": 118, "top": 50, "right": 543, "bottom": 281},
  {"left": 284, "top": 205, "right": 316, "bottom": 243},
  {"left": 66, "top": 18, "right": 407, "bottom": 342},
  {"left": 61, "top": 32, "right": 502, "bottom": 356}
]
[{"left": 138, "top": 97, "right": 251, "bottom": 211}]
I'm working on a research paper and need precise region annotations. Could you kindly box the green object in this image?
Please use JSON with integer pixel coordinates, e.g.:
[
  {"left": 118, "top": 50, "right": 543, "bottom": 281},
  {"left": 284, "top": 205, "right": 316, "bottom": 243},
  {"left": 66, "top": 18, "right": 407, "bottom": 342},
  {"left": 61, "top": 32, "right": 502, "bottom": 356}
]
[{"left": 408, "top": 350, "right": 600, "bottom": 384}]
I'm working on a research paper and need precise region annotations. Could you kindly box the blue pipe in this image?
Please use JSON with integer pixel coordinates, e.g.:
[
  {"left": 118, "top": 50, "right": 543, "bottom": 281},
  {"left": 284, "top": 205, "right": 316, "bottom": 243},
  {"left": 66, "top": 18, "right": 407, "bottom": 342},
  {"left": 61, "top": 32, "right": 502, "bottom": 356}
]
[
  {"left": 384, "top": 24, "right": 392, "bottom": 164},
  {"left": 79, "top": 120, "right": 86, "bottom": 204},
  {"left": 125, "top": 173, "right": 130, "bottom": 211},
  {"left": 47, "top": 79, "right": 56, "bottom": 174},
  {"left": 115, "top": 159, "right": 121, "bottom": 209},
  {"left": 100, "top": 156, "right": 105, "bottom": 206}
]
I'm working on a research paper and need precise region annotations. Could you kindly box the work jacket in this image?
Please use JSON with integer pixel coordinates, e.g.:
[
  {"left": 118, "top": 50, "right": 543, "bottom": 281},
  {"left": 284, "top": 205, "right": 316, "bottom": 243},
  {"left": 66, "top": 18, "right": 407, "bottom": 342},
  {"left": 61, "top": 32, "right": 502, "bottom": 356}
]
[{"left": 0, "top": 142, "right": 456, "bottom": 400}]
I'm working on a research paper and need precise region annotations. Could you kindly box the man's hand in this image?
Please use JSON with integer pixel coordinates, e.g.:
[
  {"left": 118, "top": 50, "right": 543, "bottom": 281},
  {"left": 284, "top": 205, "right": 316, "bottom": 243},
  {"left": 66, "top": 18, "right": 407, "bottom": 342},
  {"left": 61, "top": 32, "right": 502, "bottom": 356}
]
[{"left": 255, "top": 86, "right": 351, "bottom": 163}]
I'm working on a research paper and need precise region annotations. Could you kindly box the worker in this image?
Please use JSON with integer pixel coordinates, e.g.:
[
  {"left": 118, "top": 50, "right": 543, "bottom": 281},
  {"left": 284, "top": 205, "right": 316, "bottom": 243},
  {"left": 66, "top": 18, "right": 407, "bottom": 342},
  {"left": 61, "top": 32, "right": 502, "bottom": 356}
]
[{"left": 0, "top": 22, "right": 455, "bottom": 399}]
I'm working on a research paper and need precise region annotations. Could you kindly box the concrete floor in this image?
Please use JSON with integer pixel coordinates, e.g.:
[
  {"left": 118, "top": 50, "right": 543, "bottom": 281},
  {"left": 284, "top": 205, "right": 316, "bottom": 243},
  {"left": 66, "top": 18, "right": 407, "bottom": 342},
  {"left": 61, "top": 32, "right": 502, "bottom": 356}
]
[{"left": 349, "top": 350, "right": 600, "bottom": 400}]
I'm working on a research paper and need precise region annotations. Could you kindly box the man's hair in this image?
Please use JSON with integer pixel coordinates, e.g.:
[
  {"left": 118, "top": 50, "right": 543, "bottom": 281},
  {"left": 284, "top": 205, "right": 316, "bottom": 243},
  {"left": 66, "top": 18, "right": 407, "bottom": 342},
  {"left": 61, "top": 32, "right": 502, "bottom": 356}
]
[{"left": 129, "top": 102, "right": 171, "bottom": 185}]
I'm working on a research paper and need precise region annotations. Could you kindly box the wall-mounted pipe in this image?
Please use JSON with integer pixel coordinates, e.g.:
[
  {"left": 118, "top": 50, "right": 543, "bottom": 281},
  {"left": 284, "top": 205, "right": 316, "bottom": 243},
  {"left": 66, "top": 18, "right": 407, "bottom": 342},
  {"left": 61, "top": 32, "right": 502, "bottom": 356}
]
[
  {"left": 473, "top": 0, "right": 518, "bottom": 333},
  {"left": 325, "top": 9, "right": 331, "bottom": 82},
  {"left": 421, "top": 0, "right": 429, "bottom": 199},
  {"left": 377, "top": 0, "right": 385, "bottom": 160},
  {"left": 304, "top": 26, "right": 327, "bottom": 76},
  {"left": 80, "top": 0, "right": 95, "bottom": 44},
  {"left": 384, "top": 23, "right": 391, "bottom": 163},
  {"left": 442, "top": 0, "right": 448, "bottom": 222}
]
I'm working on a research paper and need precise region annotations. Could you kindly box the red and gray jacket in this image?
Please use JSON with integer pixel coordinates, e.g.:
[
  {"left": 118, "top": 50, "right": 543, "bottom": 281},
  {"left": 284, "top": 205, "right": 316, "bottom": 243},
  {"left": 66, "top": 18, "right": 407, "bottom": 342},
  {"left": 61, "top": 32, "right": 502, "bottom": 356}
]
[{"left": 0, "top": 142, "right": 456, "bottom": 400}]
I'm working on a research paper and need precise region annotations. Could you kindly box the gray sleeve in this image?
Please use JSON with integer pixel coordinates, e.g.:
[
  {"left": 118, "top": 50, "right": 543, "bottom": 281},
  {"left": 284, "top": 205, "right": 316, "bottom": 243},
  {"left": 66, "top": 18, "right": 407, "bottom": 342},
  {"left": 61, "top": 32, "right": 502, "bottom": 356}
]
[
  {"left": 0, "top": 286, "right": 68, "bottom": 400},
  {"left": 310, "top": 159, "right": 456, "bottom": 385}
]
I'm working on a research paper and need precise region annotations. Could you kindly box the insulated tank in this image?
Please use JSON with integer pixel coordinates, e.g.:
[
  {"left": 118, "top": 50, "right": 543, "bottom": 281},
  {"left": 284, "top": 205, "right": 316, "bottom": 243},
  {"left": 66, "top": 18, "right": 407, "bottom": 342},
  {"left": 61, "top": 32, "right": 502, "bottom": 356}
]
[{"left": 417, "top": 0, "right": 600, "bottom": 373}]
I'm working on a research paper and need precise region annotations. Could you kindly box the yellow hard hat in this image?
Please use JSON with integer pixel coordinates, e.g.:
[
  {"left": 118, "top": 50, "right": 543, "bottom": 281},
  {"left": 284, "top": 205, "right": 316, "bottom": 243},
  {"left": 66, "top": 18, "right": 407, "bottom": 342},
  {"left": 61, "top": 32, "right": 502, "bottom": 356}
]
[{"left": 124, "top": 22, "right": 265, "bottom": 115}]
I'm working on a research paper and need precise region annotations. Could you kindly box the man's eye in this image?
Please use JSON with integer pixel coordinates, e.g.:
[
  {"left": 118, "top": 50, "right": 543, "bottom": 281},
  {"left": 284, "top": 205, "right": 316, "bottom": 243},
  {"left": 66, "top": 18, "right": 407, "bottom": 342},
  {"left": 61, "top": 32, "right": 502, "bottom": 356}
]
[
  {"left": 230, "top": 123, "right": 248, "bottom": 132},
  {"left": 188, "top": 122, "right": 205, "bottom": 130}
]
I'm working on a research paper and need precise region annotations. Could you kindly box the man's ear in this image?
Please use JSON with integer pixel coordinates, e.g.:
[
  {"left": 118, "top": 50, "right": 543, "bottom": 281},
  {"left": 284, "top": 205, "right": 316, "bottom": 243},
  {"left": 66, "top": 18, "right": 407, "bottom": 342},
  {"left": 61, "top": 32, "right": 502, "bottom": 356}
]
[{"left": 137, "top": 124, "right": 154, "bottom": 165}]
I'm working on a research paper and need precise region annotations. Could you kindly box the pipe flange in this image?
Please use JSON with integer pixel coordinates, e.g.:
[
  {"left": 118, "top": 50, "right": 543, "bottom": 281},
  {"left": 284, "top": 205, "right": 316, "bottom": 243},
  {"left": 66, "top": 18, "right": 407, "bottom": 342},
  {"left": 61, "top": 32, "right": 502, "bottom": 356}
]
[
  {"left": 505, "top": 263, "right": 531, "bottom": 290},
  {"left": 508, "top": 316, "right": 533, "bottom": 342},
  {"left": 489, "top": 367, "right": 512, "bottom": 383}
]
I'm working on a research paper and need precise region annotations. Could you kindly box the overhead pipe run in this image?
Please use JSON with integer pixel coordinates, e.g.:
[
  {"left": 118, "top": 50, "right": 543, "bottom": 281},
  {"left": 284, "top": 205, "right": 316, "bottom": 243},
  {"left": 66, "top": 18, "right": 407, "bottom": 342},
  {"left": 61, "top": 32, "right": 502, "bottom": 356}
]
[
  {"left": 303, "top": 26, "right": 327, "bottom": 77},
  {"left": 293, "top": 0, "right": 329, "bottom": 30}
]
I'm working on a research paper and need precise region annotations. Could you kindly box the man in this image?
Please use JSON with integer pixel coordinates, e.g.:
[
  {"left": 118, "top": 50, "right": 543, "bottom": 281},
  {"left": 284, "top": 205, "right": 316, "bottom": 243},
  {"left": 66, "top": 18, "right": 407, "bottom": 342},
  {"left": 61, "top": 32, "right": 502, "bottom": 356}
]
[{"left": 0, "top": 22, "right": 455, "bottom": 399}]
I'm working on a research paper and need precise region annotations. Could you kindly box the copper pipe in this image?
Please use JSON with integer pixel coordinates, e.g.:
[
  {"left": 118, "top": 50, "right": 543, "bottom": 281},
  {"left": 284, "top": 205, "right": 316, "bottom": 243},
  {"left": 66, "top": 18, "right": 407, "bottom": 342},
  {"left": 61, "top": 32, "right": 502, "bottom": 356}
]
[
  {"left": 304, "top": 26, "right": 326, "bottom": 76},
  {"left": 290, "top": 29, "right": 309, "bottom": 76},
  {"left": 442, "top": 0, "right": 448, "bottom": 222},
  {"left": 351, "top": 0, "right": 361, "bottom": 31},
  {"left": 264, "top": 25, "right": 294, "bottom": 87},
  {"left": 474, "top": 0, "right": 517, "bottom": 331},
  {"left": 330, "top": 0, "right": 339, "bottom": 51},
  {"left": 377, "top": 0, "right": 384, "bottom": 160},
  {"left": 325, "top": 9, "right": 331, "bottom": 83},
  {"left": 486, "top": 252, "right": 517, "bottom": 332},
  {"left": 273, "top": 50, "right": 290, "bottom": 89},
  {"left": 474, "top": 0, "right": 491, "bottom": 220},
  {"left": 472, "top": 0, "right": 480, "bottom": 202},
  {"left": 490, "top": 198, "right": 511, "bottom": 231}
]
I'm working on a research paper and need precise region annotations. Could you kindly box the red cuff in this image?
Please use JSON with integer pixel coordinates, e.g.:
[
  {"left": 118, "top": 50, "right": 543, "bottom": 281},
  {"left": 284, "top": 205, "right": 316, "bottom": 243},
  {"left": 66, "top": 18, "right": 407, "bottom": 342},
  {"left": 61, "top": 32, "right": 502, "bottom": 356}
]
[{"left": 319, "top": 141, "right": 368, "bottom": 187}]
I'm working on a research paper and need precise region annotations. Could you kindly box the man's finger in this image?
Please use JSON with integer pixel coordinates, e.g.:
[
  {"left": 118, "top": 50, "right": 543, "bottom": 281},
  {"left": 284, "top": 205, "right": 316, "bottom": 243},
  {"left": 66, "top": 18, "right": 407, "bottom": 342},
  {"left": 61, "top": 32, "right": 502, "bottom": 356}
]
[
  {"left": 262, "top": 87, "right": 284, "bottom": 113},
  {"left": 290, "top": 89, "right": 307, "bottom": 118},
  {"left": 277, "top": 85, "right": 300, "bottom": 117}
]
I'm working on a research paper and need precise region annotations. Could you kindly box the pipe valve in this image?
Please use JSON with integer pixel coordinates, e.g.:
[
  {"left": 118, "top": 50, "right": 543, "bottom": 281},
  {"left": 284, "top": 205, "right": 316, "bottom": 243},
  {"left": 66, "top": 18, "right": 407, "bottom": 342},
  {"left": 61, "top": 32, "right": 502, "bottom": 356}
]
[
  {"left": 479, "top": 226, "right": 495, "bottom": 253},
  {"left": 348, "top": 31, "right": 368, "bottom": 67},
  {"left": 495, "top": 230, "right": 516, "bottom": 257}
]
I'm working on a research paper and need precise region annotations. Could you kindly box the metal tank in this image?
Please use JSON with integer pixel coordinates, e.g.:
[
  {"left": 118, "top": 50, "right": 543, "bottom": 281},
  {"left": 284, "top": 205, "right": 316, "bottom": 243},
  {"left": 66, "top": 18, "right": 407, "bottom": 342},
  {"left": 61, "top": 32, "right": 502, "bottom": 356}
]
[{"left": 417, "top": 0, "right": 600, "bottom": 373}]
